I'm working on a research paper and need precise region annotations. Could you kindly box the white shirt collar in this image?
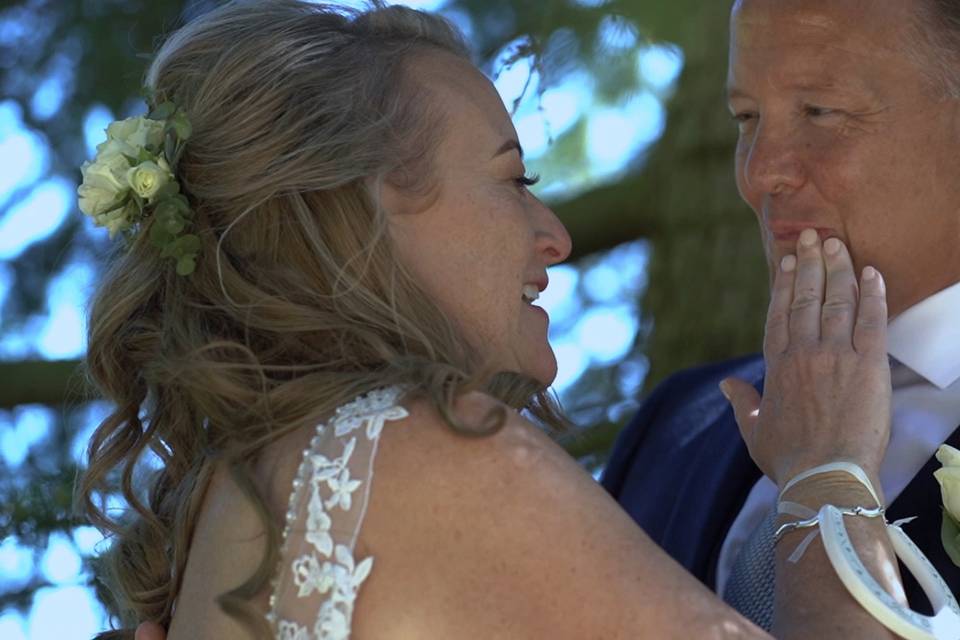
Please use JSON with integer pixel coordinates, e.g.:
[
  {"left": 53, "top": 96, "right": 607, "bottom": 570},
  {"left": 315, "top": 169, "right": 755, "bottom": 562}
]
[{"left": 887, "top": 280, "right": 960, "bottom": 389}]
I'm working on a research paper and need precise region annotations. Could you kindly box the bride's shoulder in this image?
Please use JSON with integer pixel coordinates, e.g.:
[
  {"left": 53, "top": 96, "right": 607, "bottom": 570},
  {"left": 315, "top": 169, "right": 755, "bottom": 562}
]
[
  {"left": 363, "top": 389, "right": 593, "bottom": 554},
  {"left": 376, "top": 390, "right": 573, "bottom": 487},
  {"left": 352, "top": 391, "right": 651, "bottom": 638},
  {"left": 241, "top": 388, "right": 567, "bottom": 525}
]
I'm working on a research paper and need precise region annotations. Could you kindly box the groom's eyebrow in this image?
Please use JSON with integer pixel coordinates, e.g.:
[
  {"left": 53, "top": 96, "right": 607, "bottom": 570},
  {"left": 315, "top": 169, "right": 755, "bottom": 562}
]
[
  {"left": 726, "top": 86, "right": 746, "bottom": 101},
  {"left": 492, "top": 139, "right": 524, "bottom": 160}
]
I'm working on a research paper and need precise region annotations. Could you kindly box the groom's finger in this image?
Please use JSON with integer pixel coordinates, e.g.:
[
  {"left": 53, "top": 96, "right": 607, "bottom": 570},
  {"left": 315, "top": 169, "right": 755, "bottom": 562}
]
[
  {"left": 820, "top": 237, "right": 859, "bottom": 347},
  {"left": 790, "top": 229, "right": 826, "bottom": 346},
  {"left": 764, "top": 254, "right": 796, "bottom": 358}
]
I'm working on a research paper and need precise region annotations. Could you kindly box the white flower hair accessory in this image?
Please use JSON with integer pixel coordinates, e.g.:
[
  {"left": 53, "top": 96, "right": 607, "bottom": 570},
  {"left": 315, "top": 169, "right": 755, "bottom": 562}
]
[{"left": 77, "top": 92, "right": 200, "bottom": 275}]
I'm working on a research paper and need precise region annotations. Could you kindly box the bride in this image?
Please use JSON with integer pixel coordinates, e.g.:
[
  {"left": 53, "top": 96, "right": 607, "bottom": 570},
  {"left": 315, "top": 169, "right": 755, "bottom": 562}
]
[{"left": 79, "top": 1, "right": 902, "bottom": 638}]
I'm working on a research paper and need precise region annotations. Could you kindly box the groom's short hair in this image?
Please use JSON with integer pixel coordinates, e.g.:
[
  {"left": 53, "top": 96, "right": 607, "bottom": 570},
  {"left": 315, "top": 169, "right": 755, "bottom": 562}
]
[{"left": 915, "top": 0, "right": 960, "bottom": 96}]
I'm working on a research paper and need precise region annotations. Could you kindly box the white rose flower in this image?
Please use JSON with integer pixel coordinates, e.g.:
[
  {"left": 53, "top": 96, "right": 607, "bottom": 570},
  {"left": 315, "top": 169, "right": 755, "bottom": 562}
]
[
  {"left": 77, "top": 152, "right": 130, "bottom": 217},
  {"left": 126, "top": 159, "right": 173, "bottom": 202},
  {"left": 935, "top": 444, "right": 960, "bottom": 522},
  {"left": 106, "top": 116, "right": 165, "bottom": 150},
  {"left": 82, "top": 153, "right": 128, "bottom": 190},
  {"left": 95, "top": 138, "right": 138, "bottom": 163},
  {"left": 94, "top": 200, "right": 138, "bottom": 239},
  {"left": 78, "top": 181, "right": 116, "bottom": 218},
  {"left": 938, "top": 443, "right": 960, "bottom": 467}
]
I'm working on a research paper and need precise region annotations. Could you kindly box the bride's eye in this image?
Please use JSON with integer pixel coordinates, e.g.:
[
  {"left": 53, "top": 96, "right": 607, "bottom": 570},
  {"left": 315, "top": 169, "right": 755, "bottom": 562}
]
[{"left": 516, "top": 172, "right": 540, "bottom": 188}]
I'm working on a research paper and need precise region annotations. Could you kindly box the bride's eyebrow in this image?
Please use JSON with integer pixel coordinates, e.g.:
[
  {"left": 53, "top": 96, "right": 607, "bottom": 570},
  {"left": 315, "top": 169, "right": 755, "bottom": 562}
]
[{"left": 491, "top": 138, "right": 524, "bottom": 160}]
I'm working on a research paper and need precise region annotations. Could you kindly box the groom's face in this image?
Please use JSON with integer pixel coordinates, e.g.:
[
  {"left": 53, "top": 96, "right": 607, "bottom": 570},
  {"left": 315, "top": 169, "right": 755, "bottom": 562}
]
[{"left": 728, "top": 0, "right": 960, "bottom": 318}]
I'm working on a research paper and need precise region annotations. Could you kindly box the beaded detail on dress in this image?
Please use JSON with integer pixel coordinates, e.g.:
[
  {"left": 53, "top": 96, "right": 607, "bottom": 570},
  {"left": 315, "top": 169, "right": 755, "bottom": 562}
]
[{"left": 266, "top": 386, "right": 408, "bottom": 640}]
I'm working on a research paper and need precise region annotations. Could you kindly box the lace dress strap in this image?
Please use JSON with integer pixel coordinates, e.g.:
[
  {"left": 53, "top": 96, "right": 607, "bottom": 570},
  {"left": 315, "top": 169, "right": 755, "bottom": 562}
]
[{"left": 267, "top": 386, "right": 409, "bottom": 640}]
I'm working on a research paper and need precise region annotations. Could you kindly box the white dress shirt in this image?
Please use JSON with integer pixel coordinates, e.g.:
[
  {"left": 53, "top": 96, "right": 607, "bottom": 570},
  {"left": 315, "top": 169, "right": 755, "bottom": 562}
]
[{"left": 715, "top": 280, "right": 960, "bottom": 595}]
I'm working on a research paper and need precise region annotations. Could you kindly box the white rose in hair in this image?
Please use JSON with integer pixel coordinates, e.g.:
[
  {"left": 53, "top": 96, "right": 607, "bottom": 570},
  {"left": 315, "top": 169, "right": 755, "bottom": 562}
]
[
  {"left": 106, "top": 116, "right": 165, "bottom": 151},
  {"left": 78, "top": 152, "right": 130, "bottom": 217},
  {"left": 95, "top": 200, "right": 138, "bottom": 239},
  {"left": 95, "top": 138, "right": 138, "bottom": 163},
  {"left": 126, "top": 158, "right": 173, "bottom": 201}
]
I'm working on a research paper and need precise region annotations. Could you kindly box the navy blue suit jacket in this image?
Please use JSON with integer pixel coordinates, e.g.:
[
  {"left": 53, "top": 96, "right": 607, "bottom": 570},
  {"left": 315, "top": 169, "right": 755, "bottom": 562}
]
[{"left": 601, "top": 354, "right": 960, "bottom": 612}]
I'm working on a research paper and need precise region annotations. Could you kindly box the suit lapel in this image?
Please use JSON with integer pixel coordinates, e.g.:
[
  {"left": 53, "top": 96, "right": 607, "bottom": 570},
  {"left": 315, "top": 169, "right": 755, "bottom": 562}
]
[
  {"left": 888, "top": 423, "right": 960, "bottom": 612},
  {"left": 699, "top": 369, "right": 766, "bottom": 588},
  {"left": 700, "top": 424, "right": 761, "bottom": 588},
  {"left": 678, "top": 364, "right": 764, "bottom": 586},
  {"left": 605, "top": 355, "right": 766, "bottom": 587}
]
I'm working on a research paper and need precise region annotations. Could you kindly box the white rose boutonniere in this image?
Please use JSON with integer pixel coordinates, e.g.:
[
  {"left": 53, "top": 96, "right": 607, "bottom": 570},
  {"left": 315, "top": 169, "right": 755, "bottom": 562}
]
[{"left": 934, "top": 444, "right": 960, "bottom": 566}]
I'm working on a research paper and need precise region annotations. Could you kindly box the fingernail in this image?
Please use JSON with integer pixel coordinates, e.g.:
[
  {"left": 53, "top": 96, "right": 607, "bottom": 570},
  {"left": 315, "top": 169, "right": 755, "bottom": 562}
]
[
  {"left": 799, "top": 228, "right": 818, "bottom": 247},
  {"left": 780, "top": 255, "right": 797, "bottom": 272},
  {"left": 824, "top": 237, "right": 841, "bottom": 255},
  {"left": 719, "top": 381, "right": 731, "bottom": 401},
  {"left": 863, "top": 266, "right": 878, "bottom": 280}
]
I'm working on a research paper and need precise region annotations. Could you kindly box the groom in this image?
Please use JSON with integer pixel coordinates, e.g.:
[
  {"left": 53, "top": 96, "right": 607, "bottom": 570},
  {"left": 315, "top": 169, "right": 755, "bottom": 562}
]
[{"left": 602, "top": 0, "right": 960, "bottom": 618}]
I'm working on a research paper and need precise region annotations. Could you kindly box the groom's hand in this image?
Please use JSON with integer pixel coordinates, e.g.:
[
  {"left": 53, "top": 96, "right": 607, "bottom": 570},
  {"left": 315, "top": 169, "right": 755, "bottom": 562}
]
[{"left": 134, "top": 621, "right": 166, "bottom": 640}]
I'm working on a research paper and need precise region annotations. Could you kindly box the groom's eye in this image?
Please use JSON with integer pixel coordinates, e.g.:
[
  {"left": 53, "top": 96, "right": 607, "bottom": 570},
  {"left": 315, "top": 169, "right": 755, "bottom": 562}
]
[
  {"left": 804, "top": 105, "right": 835, "bottom": 117},
  {"left": 731, "top": 111, "right": 758, "bottom": 130}
]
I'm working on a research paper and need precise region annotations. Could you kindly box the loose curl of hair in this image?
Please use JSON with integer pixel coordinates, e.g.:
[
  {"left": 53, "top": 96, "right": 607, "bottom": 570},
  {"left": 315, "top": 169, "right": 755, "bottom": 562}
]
[{"left": 77, "top": 2, "right": 567, "bottom": 637}]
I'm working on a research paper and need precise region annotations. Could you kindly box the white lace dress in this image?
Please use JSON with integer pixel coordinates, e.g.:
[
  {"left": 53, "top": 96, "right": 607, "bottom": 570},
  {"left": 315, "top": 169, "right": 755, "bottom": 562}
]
[{"left": 266, "top": 386, "right": 409, "bottom": 640}]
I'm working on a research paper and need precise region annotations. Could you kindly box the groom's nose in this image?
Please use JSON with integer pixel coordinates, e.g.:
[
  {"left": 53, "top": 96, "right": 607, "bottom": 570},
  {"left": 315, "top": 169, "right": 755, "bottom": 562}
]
[{"left": 741, "top": 120, "right": 807, "bottom": 198}]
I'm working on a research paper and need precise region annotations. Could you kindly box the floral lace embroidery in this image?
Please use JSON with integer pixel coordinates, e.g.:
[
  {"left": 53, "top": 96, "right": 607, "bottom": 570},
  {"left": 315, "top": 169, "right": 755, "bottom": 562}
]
[
  {"left": 268, "top": 386, "right": 408, "bottom": 640},
  {"left": 332, "top": 386, "right": 410, "bottom": 439}
]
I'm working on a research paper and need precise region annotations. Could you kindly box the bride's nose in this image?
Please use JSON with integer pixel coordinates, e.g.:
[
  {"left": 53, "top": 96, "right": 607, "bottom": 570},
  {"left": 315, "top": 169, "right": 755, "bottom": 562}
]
[{"left": 535, "top": 204, "right": 572, "bottom": 265}]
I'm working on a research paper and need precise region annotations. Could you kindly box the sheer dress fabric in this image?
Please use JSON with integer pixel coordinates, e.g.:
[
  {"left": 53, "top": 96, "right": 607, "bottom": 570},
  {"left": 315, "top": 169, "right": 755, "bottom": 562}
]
[{"left": 266, "top": 386, "right": 408, "bottom": 640}]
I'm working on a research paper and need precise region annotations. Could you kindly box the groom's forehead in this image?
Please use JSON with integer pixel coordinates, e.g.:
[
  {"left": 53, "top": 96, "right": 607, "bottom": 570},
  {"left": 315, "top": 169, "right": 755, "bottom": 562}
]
[
  {"left": 727, "top": 0, "right": 925, "bottom": 96},
  {"left": 730, "top": 0, "right": 914, "bottom": 44}
]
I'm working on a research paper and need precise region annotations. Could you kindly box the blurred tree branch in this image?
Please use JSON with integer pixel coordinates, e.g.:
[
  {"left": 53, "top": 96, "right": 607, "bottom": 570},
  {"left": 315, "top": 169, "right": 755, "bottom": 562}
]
[{"left": 0, "top": 359, "right": 93, "bottom": 409}]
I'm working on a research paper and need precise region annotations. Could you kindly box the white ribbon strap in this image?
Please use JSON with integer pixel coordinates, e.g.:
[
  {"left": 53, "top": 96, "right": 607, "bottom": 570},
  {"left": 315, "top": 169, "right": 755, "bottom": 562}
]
[
  {"left": 780, "top": 461, "right": 882, "bottom": 507},
  {"left": 820, "top": 504, "right": 960, "bottom": 640},
  {"left": 777, "top": 461, "right": 882, "bottom": 565},
  {"left": 777, "top": 461, "right": 960, "bottom": 640},
  {"left": 778, "top": 501, "right": 819, "bottom": 563}
]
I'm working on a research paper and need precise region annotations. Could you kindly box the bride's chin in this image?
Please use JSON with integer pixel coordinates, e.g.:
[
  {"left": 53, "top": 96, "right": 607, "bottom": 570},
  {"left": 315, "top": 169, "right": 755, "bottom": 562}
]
[
  {"left": 487, "top": 344, "right": 557, "bottom": 389},
  {"left": 525, "top": 350, "right": 558, "bottom": 389}
]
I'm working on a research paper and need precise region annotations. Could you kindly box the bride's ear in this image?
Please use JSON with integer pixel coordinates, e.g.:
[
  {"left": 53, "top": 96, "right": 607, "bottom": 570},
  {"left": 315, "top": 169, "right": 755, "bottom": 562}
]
[
  {"left": 374, "top": 164, "right": 443, "bottom": 221},
  {"left": 375, "top": 177, "right": 406, "bottom": 219}
]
